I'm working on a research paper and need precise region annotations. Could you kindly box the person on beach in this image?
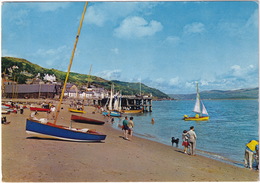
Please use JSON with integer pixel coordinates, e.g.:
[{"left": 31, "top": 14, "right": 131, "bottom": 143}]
[
  {"left": 127, "top": 117, "right": 134, "bottom": 141},
  {"left": 188, "top": 126, "right": 197, "bottom": 155},
  {"left": 30, "top": 111, "right": 38, "bottom": 121},
  {"left": 244, "top": 139, "right": 259, "bottom": 170},
  {"left": 122, "top": 116, "right": 129, "bottom": 140},
  {"left": 182, "top": 130, "right": 189, "bottom": 154},
  {"left": 19, "top": 105, "right": 24, "bottom": 114},
  {"left": 50, "top": 105, "right": 56, "bottom": 120}
]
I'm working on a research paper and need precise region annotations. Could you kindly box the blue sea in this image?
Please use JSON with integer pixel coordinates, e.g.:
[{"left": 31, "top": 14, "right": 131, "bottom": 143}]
[{"left": 111, "top": 99, "right": 259, "bottom": 167}]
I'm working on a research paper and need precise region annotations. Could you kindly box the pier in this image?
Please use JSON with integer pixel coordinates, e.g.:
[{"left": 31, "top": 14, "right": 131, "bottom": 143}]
[{"left": 99, "top": 95, "right": 153, "bottom": 112}]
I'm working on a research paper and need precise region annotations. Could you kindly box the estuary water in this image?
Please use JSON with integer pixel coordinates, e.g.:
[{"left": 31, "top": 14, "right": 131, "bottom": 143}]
[{"left": 111, "top": 99, "right": 259, "bottom": 167}]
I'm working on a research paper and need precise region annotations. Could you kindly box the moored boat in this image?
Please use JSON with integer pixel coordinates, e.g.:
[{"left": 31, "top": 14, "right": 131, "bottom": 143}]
[
  {"left": 26, "top": 119, "right": 106, "bottom": 142},
  {"left": 30, "top": 107, "right": 50, "bottom": 112},
  {"left": 68, "top": 108, "right": 86, "bottom": 114},
  {"left": 102, "top": 111, "right": 121, "bottom": 117},
  {"left": 71, "top": 114, "right": 105, "bottom": 125},
  {"left": 120, "top": 109, "right": 143, "bottom": 114}
]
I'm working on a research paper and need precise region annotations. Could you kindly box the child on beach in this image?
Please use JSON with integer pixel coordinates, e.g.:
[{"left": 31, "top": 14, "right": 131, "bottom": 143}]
[{"left": 182, "top": 130, "right": 189, "bottom": 154}]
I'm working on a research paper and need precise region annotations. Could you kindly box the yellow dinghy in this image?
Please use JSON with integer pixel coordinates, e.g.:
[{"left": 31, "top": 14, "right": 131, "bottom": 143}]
[
  {"left": 183, "top": 114, "right": 209, "bottom": 121},
  {"left": 120, "top": 109, "right": 143, "bottom": 114},
  {"left": 183, "top": 82, "right": 209, "bottom": 121},
  {"left": 68, "top": 108, "right": 86, "bottom": 114}
]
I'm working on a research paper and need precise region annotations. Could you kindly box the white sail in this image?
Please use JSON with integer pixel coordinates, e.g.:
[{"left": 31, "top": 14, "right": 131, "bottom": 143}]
[
  {"left": 108, "top": 84, "right": 113, "bottom": 110},
  {"left": 113, "top": 92, "right": 119, "bottom": 110},
  {"left": 193, "top": 95, "right": 201, "bottom": 113},
  {"left": 118, "top": 92, "right": 122, "bottom": 111},
  {"left": 201, "top": 101, "right": 208, "bottom": 115},
  {"left": 193, "top": 82, "right": 208, "bottom": 116}
]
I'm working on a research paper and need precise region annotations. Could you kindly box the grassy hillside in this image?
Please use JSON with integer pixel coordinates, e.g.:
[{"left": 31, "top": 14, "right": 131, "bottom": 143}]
[
  {"left": 168, "top": 87, "right": 259, "bottom": 100},
  {"left": 1, "top": 57, "right": 169, "bottom": 99}
]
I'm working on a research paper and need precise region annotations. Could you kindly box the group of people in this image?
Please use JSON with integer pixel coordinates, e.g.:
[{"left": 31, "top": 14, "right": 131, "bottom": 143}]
[
  {"left": 122, "top": 116, "right": 134, "bottom": 141},
  {"left": 181, "top": 126, "right": 197, "bottom": 155}
]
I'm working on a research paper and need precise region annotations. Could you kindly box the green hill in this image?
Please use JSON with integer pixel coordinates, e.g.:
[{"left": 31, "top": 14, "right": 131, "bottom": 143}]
[
  {"left": 168, "top": 87, "right": 259, "bottom": 100},
  {"left": 1, "top": 57, "right": 169, "bottom": 99}
]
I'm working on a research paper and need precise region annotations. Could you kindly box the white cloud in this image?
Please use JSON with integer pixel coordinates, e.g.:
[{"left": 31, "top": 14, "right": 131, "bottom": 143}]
[
  {"left": 230, "top": 64, "right": 256, "bottom": 77},
  {"left": 35, "top": 2, "right": 70, "bottom": 12},
  {"left": 10, "top": 9, "right": 29, "bottom": 26},
  {"left": 111, "top": 48, "right": 119, "bottom": 54},
  {"left": 246, "top": 9, "right": 258, "bottom": 28},
  {"left": 164, "top": 36, "right": 180, "bottom": 45},
  {"left": 114, "top": 16, "right": 163, "bottom": 39},
  {"left": 85, "top": 6, "right": 106, "bottom": 27},
  {"left": 34, "top": 45, "right": 70, "bottom": 67},
  {"left": 183, "top": 22, "right": 205, "bottom": 34},
  {"left": 97, "top": 69, "right": 122, "bottom": 80},
  {"left": 169, "top": 77, "right": 180, "bottom": 86},
  {"left": 85, "top": 2, "right": 160, "bottom": 26}
]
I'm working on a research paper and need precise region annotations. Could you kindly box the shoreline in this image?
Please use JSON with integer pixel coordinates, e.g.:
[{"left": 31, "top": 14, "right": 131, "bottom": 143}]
[
  {"left": 2, "top": 100, "right": 259, "bottom": 182},
  {"left": 111, "top": 122, "right": 246, "bottom": 168}
]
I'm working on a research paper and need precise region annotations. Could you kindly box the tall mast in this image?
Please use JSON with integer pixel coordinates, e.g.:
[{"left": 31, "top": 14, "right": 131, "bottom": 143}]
[{"left": 54, "top": 2, "right": 88, "bottom": 124}]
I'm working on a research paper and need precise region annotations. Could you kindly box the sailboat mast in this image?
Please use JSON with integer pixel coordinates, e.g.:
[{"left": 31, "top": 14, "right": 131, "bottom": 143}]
[{"left": 54, "top": 2, "right": 88, "bottom": 124}]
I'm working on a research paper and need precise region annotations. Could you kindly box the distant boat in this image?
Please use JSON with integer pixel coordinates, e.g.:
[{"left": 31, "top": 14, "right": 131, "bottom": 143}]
[
  {"left": 120, "top": 108, "right": 143, "bottom": 114},
  {"left": 183, "top": 82, "right": 209, "bottom": 121},
  {"left": 102, "top": 111, "right": 121, "bottom": 117},
  {"left": 26, "top": 119, "right": 106, "bottom": 142},
  {"left": 71, "top": 114, "right": 105, "bottom": 125},
  {"left": 25, "top": 3, "right": 106, "bottom": 142},
  {"left": 30, "top": 107, "right": 50, "bottom": 112},
  {"left": 68, "top": 108, "right": 86, "bottom": 114}
]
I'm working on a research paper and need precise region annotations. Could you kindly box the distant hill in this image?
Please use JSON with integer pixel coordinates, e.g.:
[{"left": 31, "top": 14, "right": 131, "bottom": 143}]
[
  {"left": 1, "top": 57, "right": 169, "bottom": 99},
  {"left": 168, "top": 87, "right": 259, "bottom": 100}
]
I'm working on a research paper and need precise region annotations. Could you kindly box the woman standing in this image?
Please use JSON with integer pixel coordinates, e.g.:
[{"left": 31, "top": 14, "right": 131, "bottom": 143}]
[{"left": 127, "top": 117, "right": 134, "bottom": 141}]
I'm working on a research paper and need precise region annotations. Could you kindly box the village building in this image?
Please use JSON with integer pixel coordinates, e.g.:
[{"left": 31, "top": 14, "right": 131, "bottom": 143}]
[{"left": 3, "top": 83, "right": 61, "bottom": 99}]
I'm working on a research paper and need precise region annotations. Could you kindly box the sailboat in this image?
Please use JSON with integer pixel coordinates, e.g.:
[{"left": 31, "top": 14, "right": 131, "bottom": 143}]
[
  {"left": 25, "top": 2, "right": 106, "bottom": 142},
  {"left": 102, "top": 84, "right": 122, "bottom": 117},
  {"left": 183, "top": 82, "right": 209, "bottom": 121}
]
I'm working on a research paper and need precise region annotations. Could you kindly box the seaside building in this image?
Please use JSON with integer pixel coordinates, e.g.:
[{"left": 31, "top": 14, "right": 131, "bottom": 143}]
[{"left": 3, "top": 83, "right": 61, "bottom": 99}]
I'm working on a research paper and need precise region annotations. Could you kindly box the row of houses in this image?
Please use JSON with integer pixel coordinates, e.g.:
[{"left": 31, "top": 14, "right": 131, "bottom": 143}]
[{"left": 2, "top": 82, "right": 109, "bottom": 100}]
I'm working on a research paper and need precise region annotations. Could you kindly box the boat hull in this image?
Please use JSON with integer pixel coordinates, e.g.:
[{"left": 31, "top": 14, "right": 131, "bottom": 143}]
[
  {"left": 102, "top": 111, "right": 121, "bottom": 117},
  {"left": 68, "top": 108, "right": 86, "bottom": 114},
  {"left": 26, "top": 119, "right": 106, "bottom": 142},
  {"left": 183, "top": 116, "right": 209, "bottom": 121},
  {"left": 30, "top": 107, "right": 50, "bottom": 112},
  {"left": 121, "top": 109, "right": 143, "bottom": 114},
  {"left": 71, "top": 114, "right": 105, "bottom": 125}
]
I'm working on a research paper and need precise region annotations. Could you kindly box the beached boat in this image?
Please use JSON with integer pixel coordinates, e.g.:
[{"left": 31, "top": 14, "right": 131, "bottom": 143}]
[
  {"left": 25, "top": 3, "right": 106, "bottom": 142},
  {"left": 71, "top": 114, "right": 105, "bottom": 125},
  {"left": 2, "top": 110, "right": 10, "bottom": 114},
  {"left": 120, "top": 109, "right": 143, "bottom": 114},
  {"left": 68, "top": 108, "right": 86, "bottom": 114},
  {"left": 183, "top": 82, "right": 209, "bottom": 121},
  {"left": 102, "top": 111, "right": 122, "bottom": 117},
  {"left": 30, "top": 107, "right": 50, "bottom": 112},
  {"left": 26, "top": 119, "right": 106, "bottom": 142}
]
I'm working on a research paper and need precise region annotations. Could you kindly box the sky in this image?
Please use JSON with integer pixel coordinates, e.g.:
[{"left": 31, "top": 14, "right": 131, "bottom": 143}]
[{"left": 1, "top": 1, "right": 259, "bottom": 94}]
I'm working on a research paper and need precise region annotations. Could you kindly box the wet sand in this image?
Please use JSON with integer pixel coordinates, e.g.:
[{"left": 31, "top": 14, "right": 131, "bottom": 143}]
[{"left": 2, "top": 99, "right": 259, "bottom": 182}]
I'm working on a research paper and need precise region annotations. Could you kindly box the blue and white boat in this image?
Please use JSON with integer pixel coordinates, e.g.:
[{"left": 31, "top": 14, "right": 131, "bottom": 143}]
[
  {"left": 102, "top": 111, "right": 122, "bottom": 117},
  {"left": 26, "top": 119, "right": 106, "bottom": 142}
]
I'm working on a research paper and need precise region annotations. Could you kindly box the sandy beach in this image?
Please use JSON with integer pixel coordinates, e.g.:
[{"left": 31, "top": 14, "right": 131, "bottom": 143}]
[{"left": 2, "top": 99, "right": 259, "bottom": 182}]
